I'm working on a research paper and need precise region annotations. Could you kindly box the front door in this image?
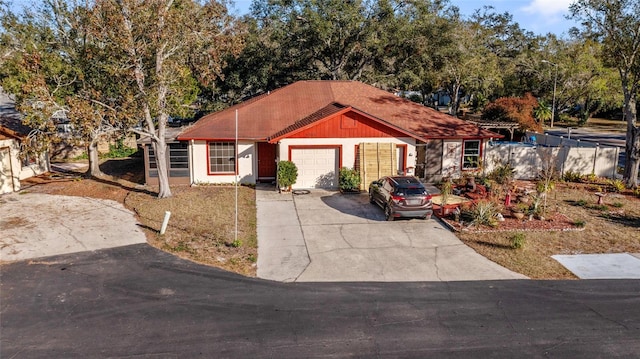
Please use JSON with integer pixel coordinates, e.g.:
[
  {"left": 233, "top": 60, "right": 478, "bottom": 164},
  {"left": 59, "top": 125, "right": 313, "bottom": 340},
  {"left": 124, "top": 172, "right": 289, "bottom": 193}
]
[{"left": 257, "top": 142, "right": 277, "bottom": 182}]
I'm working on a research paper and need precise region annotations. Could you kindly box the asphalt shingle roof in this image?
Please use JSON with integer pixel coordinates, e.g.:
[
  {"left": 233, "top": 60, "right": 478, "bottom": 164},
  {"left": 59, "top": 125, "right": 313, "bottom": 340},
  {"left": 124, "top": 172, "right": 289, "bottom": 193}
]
[
  {"left": 177, "top": 81, "right": 499, "bottom": 141},
  {"left": 0, "top": 89, "right": 31, "bottom": 138}
]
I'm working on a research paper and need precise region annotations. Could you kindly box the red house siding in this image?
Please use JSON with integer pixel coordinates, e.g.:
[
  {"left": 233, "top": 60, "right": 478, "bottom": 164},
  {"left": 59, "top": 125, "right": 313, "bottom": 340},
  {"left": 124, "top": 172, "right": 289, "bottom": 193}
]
[{"left": 287, "top": 112, "right": 407, "bottom": 139}]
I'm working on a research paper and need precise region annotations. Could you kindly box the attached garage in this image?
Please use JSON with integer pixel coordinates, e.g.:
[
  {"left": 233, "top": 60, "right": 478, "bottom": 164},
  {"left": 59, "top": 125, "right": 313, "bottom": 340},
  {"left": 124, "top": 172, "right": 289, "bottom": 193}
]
[{"left": 290, "top": 146, "right": 340, "bottom": 189}]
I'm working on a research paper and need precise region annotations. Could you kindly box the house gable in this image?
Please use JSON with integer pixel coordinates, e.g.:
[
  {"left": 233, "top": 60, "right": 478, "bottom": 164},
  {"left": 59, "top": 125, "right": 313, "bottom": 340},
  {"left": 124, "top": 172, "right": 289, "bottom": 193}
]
[{"left": 269, "top": 105, "right": 421, "bottom": 143}]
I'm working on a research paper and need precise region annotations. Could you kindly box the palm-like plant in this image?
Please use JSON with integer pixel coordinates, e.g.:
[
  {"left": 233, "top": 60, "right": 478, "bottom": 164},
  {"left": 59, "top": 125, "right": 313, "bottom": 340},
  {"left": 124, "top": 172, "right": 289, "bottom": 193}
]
[{"left": 533, "top": 101, "right": 552, "bottom": 127}]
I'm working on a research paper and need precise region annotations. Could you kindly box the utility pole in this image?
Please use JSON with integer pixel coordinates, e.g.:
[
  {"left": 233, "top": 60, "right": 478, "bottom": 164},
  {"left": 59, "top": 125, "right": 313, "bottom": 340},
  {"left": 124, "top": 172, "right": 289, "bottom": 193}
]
[{"left": 541, "top": 60, "right": 558, "bottom": 128}]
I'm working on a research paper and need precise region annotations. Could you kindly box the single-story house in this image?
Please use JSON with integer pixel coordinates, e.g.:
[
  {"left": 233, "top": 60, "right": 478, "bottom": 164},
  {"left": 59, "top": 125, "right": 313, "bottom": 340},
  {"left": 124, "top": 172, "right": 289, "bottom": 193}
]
[
  {"left": 1, "top": 91, "right": 50, "bottom": 194},
  {"left": 141, "top": 80, "right": 500, "bottom": 189}
]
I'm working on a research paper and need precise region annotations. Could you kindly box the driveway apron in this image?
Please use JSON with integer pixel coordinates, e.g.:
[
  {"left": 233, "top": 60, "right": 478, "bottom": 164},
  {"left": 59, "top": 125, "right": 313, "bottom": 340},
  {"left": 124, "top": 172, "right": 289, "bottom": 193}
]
[
  {"left": 0, "top": 192, "right": 147, "bottom": 262},
  {"left": 256, "top": 186, "right": 527, "bottom": 282}
]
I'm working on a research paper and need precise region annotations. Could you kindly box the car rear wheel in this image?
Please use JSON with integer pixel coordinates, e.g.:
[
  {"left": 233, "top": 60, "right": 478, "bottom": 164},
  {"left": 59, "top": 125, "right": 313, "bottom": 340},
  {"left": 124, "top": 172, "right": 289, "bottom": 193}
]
[
  {"left": 369, "top": 190, "right": 375, "bottom": 204},
  {"left": 384, "top": 205, "right": 394, "bottom": 221}
]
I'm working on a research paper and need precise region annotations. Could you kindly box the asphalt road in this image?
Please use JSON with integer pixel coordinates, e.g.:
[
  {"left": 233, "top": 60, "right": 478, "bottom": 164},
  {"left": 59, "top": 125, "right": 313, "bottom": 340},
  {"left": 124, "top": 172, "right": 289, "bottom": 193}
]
[{"left": 2, "top": 244, "right": 639, "bottom": 358}]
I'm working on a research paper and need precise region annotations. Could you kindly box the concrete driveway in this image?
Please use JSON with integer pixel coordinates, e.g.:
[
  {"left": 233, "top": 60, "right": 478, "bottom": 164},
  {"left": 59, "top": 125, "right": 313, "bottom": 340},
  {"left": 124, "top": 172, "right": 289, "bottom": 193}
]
[
  {"left": 0, "top": 192, "right": 147, "bottom": 262},
  {"left": 257, "top": 186, "right": 527, "bottom": 282}
]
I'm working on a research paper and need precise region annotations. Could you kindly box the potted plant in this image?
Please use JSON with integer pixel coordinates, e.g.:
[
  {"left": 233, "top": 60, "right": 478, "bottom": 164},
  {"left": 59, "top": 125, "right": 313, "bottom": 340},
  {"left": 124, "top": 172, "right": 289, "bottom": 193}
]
[
  {"left": 339, "top": 167, "right": 361, "bottom": 193},
  {"left": 277, "top": 160, "right": 298, "bottom": 192},
  {"left": 439, "top": 178, "right": 453, "bottom": 216}
]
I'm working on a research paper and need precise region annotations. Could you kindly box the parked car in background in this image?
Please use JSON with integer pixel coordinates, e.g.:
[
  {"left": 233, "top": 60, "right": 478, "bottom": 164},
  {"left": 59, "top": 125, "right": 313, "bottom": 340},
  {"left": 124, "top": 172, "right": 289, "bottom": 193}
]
[{"left": 369, "top": 176, "right": 433, "bottom": 221}]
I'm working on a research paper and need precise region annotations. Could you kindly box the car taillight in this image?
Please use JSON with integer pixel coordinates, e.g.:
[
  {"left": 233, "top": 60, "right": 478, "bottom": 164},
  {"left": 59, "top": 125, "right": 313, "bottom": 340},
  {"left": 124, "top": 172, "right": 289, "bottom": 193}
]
[
  {"left": 391, "top": 195, "right": 404, "bottom": 204},
  {"left": 425, "top": 194, "right": 432, "bottom": 201}
]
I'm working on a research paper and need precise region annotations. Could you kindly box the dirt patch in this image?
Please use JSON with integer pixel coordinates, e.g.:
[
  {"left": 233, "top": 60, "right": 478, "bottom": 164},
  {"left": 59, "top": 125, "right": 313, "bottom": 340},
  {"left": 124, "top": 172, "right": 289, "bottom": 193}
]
[
  {"left": 21, "top": 157, "right": 145, "bottom": 203},
  {"left": 1, "top": 216, "right": 32, "bottom": 229}
]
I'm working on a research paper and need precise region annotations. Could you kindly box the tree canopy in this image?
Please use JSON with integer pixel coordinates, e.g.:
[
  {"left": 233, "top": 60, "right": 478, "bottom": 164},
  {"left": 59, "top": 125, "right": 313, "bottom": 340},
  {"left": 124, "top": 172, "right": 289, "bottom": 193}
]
[
  {"left": 570, "top": 0, "right": 640, "bottom": 187},
  {"left": 1, "top": 0, "right": 245, "bottom": 197}
]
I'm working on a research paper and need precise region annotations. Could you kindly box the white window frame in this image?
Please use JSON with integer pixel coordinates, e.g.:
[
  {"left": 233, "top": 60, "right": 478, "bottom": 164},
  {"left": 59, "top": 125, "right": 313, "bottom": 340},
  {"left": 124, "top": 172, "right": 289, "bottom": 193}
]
[
  {"left": 462, "top": 140, "right": 481, "bottom": 170},
  {"left": 208, "top": 141, "right": 236, "bottom": 174}
]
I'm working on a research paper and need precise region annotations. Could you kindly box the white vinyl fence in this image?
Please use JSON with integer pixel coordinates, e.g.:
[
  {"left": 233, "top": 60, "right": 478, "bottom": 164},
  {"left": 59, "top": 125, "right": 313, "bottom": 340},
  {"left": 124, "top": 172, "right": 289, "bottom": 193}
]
[
  {"left": 531, "top": 132, "right": 598, "bottom": 148},
  {"left": 483, "top": 136, "right": 620, "bottom": 180}
]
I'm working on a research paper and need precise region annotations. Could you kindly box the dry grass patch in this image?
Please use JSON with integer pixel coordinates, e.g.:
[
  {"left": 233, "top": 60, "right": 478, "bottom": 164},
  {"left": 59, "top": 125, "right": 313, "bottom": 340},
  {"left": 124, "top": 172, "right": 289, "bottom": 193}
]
[
  {"left": 458, "top": 185, "right": 640, "bottom": 279},
  {"left": 125, "top": 186, "right": 257, "bottom": 276}
]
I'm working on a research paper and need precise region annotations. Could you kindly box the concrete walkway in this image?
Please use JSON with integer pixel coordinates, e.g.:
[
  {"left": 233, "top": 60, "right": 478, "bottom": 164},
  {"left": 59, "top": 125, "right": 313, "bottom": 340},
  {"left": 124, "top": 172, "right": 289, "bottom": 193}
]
[
  {"left": 0, "top": 192, "right": 147, "bottom": 262},
  {"left": 256, "top": 184, "right": 527, "bottom": 282}
]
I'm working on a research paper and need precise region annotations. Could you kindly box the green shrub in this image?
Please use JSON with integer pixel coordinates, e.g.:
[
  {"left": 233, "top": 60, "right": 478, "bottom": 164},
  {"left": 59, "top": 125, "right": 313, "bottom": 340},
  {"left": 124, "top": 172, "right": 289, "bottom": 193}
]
[
  {"left": 277, "top": 161, "right": 298, "bottom": 189},
  {"left": 608, "top": 179, "right": 626, "bottom": 193},
  {"left": 510, "top": 232, "right": 526, "bottom": 249},
  {"left": 612, "top": 202, "right": 624, "bottom": 208},
  {"left": 468, "top": 200, "right": 499, "bottom": 227},
  {"left": 573, "top": 220, "right": 586, "bottom": 228},
  {"left": 487, "top": 161, "right": 516, "bottom": 185},
  {"left": 562, "top": 171, "right": 582, "bottom": 183},
  {"left": 584, "top": 173, "right": 598, "bottom": 183},
  {"left": 536, "top": 180, "right": 555, "bottom": 194},
  {"left": 339, "top": 167, "right": 361, "bottom": 191},
  {"left": 576, "top": 199, "right": 588, "bottom": 207},
  {"left": 103, "top": 144, "right": 137, "bottom": 158},
  {"left": 101, "top": 138, "right": 138, "bottom": 159},
  {"left": 73, "top": 152, "right": 89, "bottom": 160}
]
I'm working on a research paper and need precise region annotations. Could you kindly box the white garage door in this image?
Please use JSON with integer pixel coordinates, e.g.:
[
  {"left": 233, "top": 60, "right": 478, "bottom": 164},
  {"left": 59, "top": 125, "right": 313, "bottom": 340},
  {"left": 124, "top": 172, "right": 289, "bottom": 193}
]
[{"left": 290, "top": 148, "right": 338, "bottom": 189}]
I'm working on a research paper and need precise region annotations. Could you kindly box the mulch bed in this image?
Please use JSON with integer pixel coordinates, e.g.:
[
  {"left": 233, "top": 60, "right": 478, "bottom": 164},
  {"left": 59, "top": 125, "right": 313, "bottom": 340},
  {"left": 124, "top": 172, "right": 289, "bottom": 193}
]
[{"left": 439, "top": 211, "right": 584, "bottom": 233}]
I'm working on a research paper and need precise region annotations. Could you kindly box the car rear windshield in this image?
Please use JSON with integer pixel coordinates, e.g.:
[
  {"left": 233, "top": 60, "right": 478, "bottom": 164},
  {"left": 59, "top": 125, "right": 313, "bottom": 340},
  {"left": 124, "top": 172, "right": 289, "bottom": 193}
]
[{"left": 395, "top": 187, "right": 427, "bottom": 196}]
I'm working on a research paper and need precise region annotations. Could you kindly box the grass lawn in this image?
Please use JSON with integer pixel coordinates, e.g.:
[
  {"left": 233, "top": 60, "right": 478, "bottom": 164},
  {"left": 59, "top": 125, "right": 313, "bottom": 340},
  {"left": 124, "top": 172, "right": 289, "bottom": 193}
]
[{"left": 125, "top": 186, "right": 257, "bottom": 276}]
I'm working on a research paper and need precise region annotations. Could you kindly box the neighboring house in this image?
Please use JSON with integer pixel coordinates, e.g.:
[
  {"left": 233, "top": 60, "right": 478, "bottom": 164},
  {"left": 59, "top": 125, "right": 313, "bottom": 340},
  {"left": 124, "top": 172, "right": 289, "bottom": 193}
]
[
  {"left": 0, "top": 90, "right": 50, "bottom": 194},
  {"left": 142, "top": 81, "right": 500, "bottom": 189}
]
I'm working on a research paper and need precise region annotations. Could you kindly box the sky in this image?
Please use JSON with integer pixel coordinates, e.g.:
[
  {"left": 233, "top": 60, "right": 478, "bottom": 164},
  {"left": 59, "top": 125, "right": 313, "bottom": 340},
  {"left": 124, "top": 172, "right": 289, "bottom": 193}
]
[
  {"left": 227, "top": 0, "right": 577, "bottom": 37},
  {"left": 7, "top": 0, "right": 577, "bottom": 37}
]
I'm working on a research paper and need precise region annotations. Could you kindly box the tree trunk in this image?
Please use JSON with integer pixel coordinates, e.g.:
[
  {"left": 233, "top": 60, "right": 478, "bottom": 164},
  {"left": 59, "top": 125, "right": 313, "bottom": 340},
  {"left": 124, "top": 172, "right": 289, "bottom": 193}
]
[
  {"left": 448, "top": 83, "right": 461, "bottom": 117},
  {"left": 623, "top": 93, "right": 639, "bottom": 188},
  {"left": 86, "top": 141, "right": 104, "bottom": 178},
  {"left": 153, "top": 138, "right": 172, "bottom": 198}
]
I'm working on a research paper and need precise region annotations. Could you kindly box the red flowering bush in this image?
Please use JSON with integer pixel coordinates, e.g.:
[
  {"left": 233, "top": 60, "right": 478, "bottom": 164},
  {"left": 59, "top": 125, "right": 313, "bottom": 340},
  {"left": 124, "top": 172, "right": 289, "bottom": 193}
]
[{"left": 481, "top": 93, "right": 542, "bottom": 132}]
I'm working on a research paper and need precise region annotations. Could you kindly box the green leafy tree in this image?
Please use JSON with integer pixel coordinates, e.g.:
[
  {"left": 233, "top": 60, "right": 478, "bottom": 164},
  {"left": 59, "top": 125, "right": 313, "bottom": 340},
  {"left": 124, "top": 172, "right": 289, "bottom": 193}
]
[
  {"left": 248, "top": 0, "right": 387, "bottom": 81},
  {"left": 570, "top": 0, "right": 640, "bottom": 187},
  {"left": 217, "top": 0, "right": 458, "bottom": 104},
  {"left": 439, "top": 7, "right": 532, "bottom": 116},
  {"left": 0, "top": 0, "right": 132, "bottom": 177},
  {"left": 88, "top": 0, "right": 245, "bottom": 197},
  {"left": 537, "top": 38, "right": 621, "bottom": 126},
  {"left": 383, "top": 0, "right": 457, "bottom": 97}
]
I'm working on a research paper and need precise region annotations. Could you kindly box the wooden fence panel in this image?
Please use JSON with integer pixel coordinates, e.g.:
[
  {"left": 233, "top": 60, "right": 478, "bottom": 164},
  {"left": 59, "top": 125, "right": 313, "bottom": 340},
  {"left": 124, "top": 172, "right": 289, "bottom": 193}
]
[{"left": 359, "top": 143, "right": 397, "bottom": 190}]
